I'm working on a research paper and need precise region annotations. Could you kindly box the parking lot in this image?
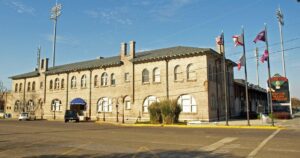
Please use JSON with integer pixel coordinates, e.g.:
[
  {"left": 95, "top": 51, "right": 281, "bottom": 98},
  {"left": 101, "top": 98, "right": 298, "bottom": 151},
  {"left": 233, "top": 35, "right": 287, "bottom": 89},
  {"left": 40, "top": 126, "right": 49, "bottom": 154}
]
[{"left": 1, "top": 119, "right": 300, "bottom": 158}]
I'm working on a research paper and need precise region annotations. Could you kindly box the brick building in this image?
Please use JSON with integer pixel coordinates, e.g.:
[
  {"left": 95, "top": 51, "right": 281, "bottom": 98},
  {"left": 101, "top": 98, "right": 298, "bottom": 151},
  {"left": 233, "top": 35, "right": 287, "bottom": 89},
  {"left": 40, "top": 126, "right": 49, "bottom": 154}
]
[{"left": 9, "top": 41, "right": 236, "bottom": 122}]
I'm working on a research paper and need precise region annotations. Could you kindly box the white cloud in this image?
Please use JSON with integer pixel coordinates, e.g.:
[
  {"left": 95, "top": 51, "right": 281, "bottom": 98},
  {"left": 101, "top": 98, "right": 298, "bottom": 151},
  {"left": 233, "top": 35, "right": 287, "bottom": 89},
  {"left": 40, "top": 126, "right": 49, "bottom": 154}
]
[
  {"left": 3, "top": 0, "right": 35, "bottom": 15},
  {"left": 85, "top": 9, "right": 132, "bottom": 25}
]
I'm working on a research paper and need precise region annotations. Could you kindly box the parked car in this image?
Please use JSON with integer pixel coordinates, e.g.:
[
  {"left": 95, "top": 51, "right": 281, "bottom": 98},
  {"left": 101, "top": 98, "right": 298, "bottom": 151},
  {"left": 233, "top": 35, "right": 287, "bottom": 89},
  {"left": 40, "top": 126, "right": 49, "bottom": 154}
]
[
  {"left": 64, "top": 110, "right": 79, "bottom": 123},
  {"left": 18, "top": 112, "right": 36, "bottom": 121}
]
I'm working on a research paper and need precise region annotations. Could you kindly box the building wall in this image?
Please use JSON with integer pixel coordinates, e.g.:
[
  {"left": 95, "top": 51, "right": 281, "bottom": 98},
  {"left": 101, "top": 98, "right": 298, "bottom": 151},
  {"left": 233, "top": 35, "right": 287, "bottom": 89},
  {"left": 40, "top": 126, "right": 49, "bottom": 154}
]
[{"left": 10, "top": 49, "right": 236, "bottom": 122}]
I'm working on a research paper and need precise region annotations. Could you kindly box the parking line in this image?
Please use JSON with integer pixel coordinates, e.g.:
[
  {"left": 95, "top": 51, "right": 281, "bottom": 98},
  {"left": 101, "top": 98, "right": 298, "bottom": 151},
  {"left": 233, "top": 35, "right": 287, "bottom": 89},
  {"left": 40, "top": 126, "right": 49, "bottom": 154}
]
[
  {"left": 133, "top": 146, "right": 160, "bottom": 158},
  {"left": 247, "top": 129, "right": 281, "bottom": 158},
  {"left": 56, "top": 142, "right": 91, "bottom": 157},
  {"left": 201, "top": 137, "right": 237, "bottom": 152}
]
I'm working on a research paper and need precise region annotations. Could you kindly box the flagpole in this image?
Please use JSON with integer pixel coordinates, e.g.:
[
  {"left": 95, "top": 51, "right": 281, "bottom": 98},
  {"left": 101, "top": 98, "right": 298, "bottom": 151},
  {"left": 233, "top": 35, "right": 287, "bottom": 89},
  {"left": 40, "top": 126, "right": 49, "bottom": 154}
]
[
  {"left": 255, "top": 47, "right": 259, "bottom": 86},
  {"left": 242, "top": 26, "right": 250, "bottom": 126},
  {"left": 265, "top": 24, "right": 275, "bottom": 126},
  {"left": 222, "top": 31, "right": 229, "bottom": 126}
]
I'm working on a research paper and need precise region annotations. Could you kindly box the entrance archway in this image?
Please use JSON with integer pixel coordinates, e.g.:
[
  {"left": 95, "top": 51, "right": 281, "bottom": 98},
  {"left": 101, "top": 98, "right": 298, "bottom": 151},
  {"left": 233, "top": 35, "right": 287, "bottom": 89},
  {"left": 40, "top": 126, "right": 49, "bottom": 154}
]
[{"left": 70, "top": 98, "right": 86, "bottom": 111}]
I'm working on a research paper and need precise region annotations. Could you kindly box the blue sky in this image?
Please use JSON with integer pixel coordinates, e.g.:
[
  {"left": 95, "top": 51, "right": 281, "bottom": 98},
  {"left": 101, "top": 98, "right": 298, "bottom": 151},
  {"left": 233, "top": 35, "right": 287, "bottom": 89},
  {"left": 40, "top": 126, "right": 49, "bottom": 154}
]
[{"left": 0, "top": 0, "right": 299, "bottom": 98}]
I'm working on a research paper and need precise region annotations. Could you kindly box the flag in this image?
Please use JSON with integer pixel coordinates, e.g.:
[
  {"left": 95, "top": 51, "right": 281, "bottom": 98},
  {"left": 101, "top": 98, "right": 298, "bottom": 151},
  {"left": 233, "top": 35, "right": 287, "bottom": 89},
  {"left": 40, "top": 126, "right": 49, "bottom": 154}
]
[
  {"left": 260, "top": 49, "right": 269, "bottom": 63},
  {"left": 216, "top": 35, "right": 223, "bottom": 45},
  {"left": 237, "top": 54, "right": 245, "bottom": 70},
  {"left": 253, "top": 30, "right": 266, "bottom": 43},
  {"left": 232, "top": 35, "right": 244, "bottom": 47}
]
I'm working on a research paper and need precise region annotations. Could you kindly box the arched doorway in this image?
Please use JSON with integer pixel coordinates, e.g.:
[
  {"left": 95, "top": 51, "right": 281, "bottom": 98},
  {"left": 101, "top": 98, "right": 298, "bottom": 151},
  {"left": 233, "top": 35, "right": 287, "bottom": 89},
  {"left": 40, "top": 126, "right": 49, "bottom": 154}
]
[{"left": 70, "top": 98, "right": 86, "bottom": 111}]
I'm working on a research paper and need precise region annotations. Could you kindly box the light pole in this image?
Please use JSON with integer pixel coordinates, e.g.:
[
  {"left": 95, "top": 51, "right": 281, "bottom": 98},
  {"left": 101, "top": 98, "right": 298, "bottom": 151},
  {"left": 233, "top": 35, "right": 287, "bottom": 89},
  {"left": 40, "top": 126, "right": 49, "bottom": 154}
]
[
  {"left": 276, "top": 7, "right": 286, "bottom": 77},
  {"left": 50, "top": 2, "right": 62, "bottom": 67}
]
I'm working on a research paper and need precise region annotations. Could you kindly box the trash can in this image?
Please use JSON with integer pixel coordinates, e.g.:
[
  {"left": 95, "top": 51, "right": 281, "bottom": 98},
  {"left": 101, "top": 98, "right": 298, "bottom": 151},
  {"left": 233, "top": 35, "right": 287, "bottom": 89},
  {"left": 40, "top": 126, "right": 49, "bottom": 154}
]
[{"left": 261, "top": 114, "right": 269, "bottom": 123}]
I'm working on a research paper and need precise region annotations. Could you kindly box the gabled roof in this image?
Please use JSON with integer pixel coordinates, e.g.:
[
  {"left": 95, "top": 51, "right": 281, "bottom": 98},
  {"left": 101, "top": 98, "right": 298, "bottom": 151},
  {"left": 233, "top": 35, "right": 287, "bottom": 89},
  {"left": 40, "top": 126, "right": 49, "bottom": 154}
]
[{"left": 10, "top": 46, "right": 236, "bottom": 79}]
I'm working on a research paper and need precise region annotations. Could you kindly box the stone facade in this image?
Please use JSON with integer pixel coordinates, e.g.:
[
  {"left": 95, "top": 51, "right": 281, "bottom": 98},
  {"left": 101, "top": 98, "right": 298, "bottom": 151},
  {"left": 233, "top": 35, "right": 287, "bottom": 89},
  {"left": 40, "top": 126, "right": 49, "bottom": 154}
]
[{"left": 9, "top": 41, "right": 236, "bottom": 122}]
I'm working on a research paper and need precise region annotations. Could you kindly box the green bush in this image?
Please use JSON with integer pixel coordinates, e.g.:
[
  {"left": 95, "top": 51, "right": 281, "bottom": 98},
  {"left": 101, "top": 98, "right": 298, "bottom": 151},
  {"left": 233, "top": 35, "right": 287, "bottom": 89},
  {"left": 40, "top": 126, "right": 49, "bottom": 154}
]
[
  {"left": 148, "top": 102, "right": 162, "bottom": 124},
  {"left": 148, "top": 99, "right": 182, "bottom": 124}
]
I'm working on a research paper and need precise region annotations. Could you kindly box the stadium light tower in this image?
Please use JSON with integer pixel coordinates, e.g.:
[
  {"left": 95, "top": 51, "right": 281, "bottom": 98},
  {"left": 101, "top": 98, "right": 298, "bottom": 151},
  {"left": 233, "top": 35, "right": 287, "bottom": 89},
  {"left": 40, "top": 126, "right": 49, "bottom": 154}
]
[{"left": 50, "top": 1, "right": 62, "bottom": 67}]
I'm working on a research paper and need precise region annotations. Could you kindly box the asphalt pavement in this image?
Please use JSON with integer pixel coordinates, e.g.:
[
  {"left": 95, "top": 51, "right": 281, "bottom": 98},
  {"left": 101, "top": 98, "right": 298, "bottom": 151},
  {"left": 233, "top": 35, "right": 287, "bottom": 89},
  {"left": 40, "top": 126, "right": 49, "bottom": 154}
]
[{"left": 0, "top": 118, "right": 300, "bottom": 158}]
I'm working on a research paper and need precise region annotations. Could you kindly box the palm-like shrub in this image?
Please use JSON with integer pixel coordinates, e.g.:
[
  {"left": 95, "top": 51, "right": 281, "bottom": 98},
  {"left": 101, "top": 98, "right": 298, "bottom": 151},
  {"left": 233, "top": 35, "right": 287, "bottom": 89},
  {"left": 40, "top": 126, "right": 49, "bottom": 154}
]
[{"left": 148, "top": 102, "right": 162, "bottom": 124}]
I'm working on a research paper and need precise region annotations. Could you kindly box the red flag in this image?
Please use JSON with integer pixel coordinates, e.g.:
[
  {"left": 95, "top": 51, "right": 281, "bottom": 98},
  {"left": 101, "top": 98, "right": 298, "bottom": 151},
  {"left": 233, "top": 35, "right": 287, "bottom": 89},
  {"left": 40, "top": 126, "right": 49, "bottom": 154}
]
[
  {"left": 260, "top": 49, "right": 269, "bottom": 63},
  {"left": 232, "top": 35, "right": 244, "bottom": 47},
  {"left": 253, "top": 30, "right": 266, "bottom": 43},
  {"left": 237, "top": 54, "right": 245, "bottom": 70}
]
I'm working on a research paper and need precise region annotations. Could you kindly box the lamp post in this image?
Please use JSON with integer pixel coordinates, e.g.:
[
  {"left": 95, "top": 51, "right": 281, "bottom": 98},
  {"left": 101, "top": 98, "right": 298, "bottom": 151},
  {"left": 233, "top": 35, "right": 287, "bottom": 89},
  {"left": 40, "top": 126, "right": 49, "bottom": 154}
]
[
  {"left": 276, "top": 7, "right": 286, "bottom": 77},
  {"left": 50, "top": 2, "right": 62, "bottom": 67}
]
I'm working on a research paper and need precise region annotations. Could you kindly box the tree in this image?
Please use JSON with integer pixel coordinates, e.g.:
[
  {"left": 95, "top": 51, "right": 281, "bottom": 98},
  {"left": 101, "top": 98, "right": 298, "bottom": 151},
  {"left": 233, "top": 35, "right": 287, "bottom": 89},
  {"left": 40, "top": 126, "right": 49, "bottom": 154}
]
[{"left": 292, "top": 97, "right": 300, "bottom": 108}]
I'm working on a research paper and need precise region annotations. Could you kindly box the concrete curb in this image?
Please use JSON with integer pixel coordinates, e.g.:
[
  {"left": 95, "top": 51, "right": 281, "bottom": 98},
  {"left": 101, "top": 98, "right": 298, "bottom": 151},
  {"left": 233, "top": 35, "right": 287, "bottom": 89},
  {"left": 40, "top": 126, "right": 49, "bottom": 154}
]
[{"left": 95, "top": 122, "right": 284, "bottom": 130}]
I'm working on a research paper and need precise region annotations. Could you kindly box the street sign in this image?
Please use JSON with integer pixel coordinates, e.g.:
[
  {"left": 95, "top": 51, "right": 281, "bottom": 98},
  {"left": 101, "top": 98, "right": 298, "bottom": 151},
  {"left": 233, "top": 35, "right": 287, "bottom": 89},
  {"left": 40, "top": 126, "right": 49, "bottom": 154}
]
[{"left": 269, "top": 74, "right": 290, "bottom": 103}]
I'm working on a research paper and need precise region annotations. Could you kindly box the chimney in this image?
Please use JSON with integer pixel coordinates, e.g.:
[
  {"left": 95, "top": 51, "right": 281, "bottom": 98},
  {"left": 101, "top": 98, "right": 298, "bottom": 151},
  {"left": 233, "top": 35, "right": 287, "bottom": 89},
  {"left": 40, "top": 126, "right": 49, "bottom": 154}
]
[
  {"left": 120, "top": 42, "right": 127, "bottom": 56},
  {"left": 129, "top": 40, "right": 136, "bottom": 58},
  {"left": 216, "top": 44, "right": 224, "bottom": 55}
]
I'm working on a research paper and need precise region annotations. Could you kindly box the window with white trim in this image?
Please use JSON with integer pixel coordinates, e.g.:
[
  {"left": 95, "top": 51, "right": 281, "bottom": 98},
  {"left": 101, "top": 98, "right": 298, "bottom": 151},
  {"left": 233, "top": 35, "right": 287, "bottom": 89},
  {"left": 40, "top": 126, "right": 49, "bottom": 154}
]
[
  {"left": 187, "top": 64, "right": 196, "bottom": 80},
  {"left": 81, "top": 75, "right": 87, "bottom": 88},
  {"left": 124, "top": 96, "right": 131, "bottom": 110},
  {"left": 143, "top": 96, "right": 159, "bottom": 113},
  {"left": 177, "top": 95, "right": 197, "bottom": 113},
  {"left": 97, "top": 97, "right": 112, "bottom": 112},
  {"left": 94, "top": 75, "right": 99, "bottom": 87},
  {"left": 27, "top": 82, "right": 31, "bottom": 92},
  {"left": 61, "top": 79, "right": 65, "bottom": 89},
  {"left": 153, "top": 68, "right": 160, "bottom": 83},
  {"left": 51, "top": 99, "right": 61, "bottom": 111},
  {"left": 174, "top": 65, "right": 182, "bottom": 81},
  {"left": 71, "top": 76, "right": 76, "bottom": 88},
  {"left": 101, "top": 72, "right": 108, "bottom": 86},
  {"left": 111, "top": 73, "right": 116, "bottom": 86},
  {"left": 142, "top": 69, "right": 149, "bottom": 83},
  {"left": 54, "top": 78, "right": 60, "bottom": 90}
]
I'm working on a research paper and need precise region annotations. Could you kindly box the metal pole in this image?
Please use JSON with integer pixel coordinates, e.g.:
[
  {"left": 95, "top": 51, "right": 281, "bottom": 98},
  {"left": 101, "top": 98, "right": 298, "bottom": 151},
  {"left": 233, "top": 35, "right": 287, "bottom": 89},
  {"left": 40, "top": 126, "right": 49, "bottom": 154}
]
[
  {"left": 255, "top": 47, "right": 260, "bottom": 86},
  {"left": 221, "top": 32, "right": 229, "bottom": 126},
  {"left": 242, "top": 27, "right": 250, "bottom": 126},
  {"left": 52, "top": 19, "right": 57, "bottom": 67},
  {"left": 265, "top": 24, "right": 275, "bottom": 126},
  {"left": 277, "top": 7, "right": 286, "bottom": 77}
]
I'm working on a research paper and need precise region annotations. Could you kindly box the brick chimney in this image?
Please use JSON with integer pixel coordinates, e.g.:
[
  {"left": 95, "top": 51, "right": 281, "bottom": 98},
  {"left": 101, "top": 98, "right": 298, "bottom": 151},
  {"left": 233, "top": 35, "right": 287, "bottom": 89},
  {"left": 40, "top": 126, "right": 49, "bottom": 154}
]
[{"left": 129, "top": 40, "right": 136, "bottom": 58}]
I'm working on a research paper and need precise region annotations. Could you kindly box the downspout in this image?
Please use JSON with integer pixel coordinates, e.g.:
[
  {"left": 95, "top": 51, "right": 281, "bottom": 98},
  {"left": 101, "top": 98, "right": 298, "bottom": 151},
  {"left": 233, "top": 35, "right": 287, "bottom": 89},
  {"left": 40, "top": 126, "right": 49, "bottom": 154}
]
[
  {"left": 66, "top": 72, "right": 69, "bottom": 111},
  {"left": 23, "top": 78, "right": 26, "bottom": 112},
  {"left": 89, "top": 69, "right": 92, "bottom": 119},
  {"left": 43, "top": 75, "right": 47, "bottom": 119},
  {"left": 132, "top": 62, "right": 135, "bottom": 103},
  {"left": 165, "top": 59, "right": 169, "bottom": 99}
]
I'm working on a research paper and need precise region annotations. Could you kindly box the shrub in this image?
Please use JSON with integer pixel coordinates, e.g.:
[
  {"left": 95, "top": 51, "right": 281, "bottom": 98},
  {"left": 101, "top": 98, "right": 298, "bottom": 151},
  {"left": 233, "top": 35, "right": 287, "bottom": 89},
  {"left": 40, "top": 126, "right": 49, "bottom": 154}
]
[
  {"left": 148, "top": 102, "right": 162, "bottom": 124},
  {"left": 149, "top": 99, "right": 182, "bottom": 124}
]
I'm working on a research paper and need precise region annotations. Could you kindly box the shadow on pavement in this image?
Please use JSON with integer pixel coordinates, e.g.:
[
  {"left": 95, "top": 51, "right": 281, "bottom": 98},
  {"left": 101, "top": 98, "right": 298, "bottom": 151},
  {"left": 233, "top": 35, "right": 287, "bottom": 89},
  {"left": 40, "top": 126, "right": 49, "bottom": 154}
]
[{"left": 23, "top": 150, "right": 242, "bottom": 158}]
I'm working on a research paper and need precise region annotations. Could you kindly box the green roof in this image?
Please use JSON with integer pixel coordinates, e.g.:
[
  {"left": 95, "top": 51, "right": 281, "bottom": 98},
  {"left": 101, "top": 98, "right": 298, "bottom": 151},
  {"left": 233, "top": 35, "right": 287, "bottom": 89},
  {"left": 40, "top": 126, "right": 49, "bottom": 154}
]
[{"left": 10, "top": 46, "right": 236, "bottom": 79}]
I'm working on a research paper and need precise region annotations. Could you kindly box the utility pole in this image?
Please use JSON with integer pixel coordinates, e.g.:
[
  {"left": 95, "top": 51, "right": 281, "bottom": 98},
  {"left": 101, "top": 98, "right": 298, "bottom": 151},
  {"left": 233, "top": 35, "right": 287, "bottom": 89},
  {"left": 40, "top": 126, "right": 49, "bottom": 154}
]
[
  {"left": 255, "top": 47, "right": 259, "bottom": 86},
  {"left": 276, "top": 7, "right": 286, "bottom": 77},
  {"left": 50, "top": 1, "right": 62, "bottom": 67}
]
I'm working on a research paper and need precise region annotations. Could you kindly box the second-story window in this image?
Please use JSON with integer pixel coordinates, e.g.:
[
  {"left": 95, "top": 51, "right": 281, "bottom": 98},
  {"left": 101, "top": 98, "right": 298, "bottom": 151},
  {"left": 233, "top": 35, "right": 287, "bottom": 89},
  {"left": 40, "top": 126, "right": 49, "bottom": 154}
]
[
  {"left": 94, "top": 75, "right": 99, "bottom": 87},
  {"left": 40, "top": 82, "right": 43, "bottom": 89},
  {"left": 81, "top": 75, "right": 87, "bottom": 88},
  {"left": 61, "top": 79, "right": 64, "bottom": 89},
  {"left": 54, "top": 78, "right": 60, "bottom": 90},
  {"left": 125, "top": 73, "right": 130, "bottom": 82},
  {"left": 111, "top": 73, "right": 115, "bottom": 86},
  {"left": 15, "top": 83, "right": 18, "bottom": 92},
  {"left": 49, "top": 80, "right": 53, "bottom": 90},
  {"left": 27, "top": 82, "right": 31, "bottom": 92},
  {"left": 187, "top": 64, "right": 196, "bottom": 80},
  {"left": 153, "top": 68, "right": 160, "bottom": 83},
  {"left": 142, "top": 69, "right": 149, "bottom": 83},
  {"left": 71, "top": 76, "right": 76, "bottom": 88},
  {"left": 19, "top": 83, "right": 22, "bottom": 92},
  {"left": 174, "top": 65, "right": 182, "bottom": 81},
  {"left": 32, "top": 81, "right": 36, "bottom": 91},
  {"left": 101, "top": 72, "right": 108, "bottom": 86}
]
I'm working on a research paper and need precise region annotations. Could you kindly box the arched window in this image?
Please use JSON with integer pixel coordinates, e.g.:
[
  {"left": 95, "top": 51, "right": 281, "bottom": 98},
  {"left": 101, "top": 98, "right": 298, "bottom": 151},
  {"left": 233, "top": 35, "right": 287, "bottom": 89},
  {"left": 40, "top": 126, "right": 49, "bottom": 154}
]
[
  {"left": 14, "top": 100, "right": 21, "bottom": 112},
  {"left": 27, "top": 82, "right": 31, "bottom": 92},
  {"left": 54, "top": 78, "right": 60, "bottom": 90},
  {"left": 27, "top": 100, "right": 34, "bottom": 112},
  {"left": 177, "top": 94, "right": 197, "bottom": 113},
  {"left": 15, "top": 83, "right": 18, "bottom": 92},
  {"left": 97, "top": 97, "right": 112, "bottom": 112},
  {"left": 49, "top": 80, "right": 53, "bottom": 90},
  {"left": 187, "top": 64, "right": 196, "bottom": 80},
  {"left": 61, "top": 79, "right": 65, "bottom": 89},
  {"left": 32, "top": 81, "right": 36, "bottom": 91},
  {"left": 174, "top": 65, "right": 182, "bottom": 81},
  {"left": 124, "top": 96, "right": 131, "bottom": 110},
  {"left": 111, "top": 73, "right": 116, "bottom": 86},
  {"left": 51, "top": 99, "right": 62, "bottom": 111},
  {"left": 142, "top": 69, "right": 149, "bottom": 83},
  {"left": 143, "top": 96, "right": 159, "bottom": 113},
  {"left": 19, "top": 83, "right": 22, "bottom": 92},
  {"left": 81, "top": 75, "right": 87, "bottom": 88},
  {"left": 153, "top": 68, "right": 160, "bottom": 83},
  {"left": 94, "top": 75, "right": 99, "bottom": 87},
  {"left": 71, "top": 76, "right": 76, "bottom": 88},
  {"left": 101, "top": 72, "right": 108, "bottom": 86}
]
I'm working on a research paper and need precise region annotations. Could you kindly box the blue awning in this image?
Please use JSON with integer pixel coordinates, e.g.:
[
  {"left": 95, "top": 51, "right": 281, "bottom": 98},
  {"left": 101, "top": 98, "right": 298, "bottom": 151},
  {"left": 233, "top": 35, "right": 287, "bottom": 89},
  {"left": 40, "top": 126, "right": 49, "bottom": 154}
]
[{"left": 70, "top": 98, "right": 86, "bottom": 106}]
